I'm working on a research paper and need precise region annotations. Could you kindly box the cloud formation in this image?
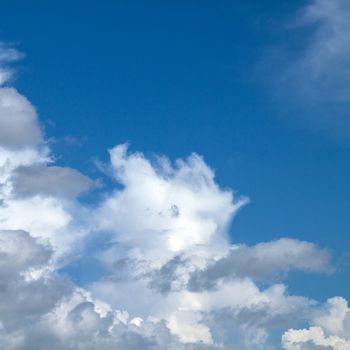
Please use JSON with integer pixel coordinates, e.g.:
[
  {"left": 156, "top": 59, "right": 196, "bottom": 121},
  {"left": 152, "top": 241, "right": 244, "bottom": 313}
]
[
  {"left": 0, "top": 42, "right": 346, "bottom": 349},
  {"left": 187, "top": 238, "right": 332, "bottom": 291},
  {"left": 0, "top": 229, "right": 181, "bottom": 350},
  {"left": 282, "top": 297, "right": 350, "bottom": 350}
]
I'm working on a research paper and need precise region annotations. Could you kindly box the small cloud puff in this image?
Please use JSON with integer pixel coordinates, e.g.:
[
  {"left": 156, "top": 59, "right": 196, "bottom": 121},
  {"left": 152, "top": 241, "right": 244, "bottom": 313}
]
[{"left": 0, "top": 42, "right": 23, "bottom": 86}]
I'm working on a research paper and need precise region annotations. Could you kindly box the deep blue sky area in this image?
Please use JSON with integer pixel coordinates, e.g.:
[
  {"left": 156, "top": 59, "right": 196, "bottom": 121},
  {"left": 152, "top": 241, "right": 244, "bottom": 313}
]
[{"left": 1, "top": 1, "right": 349, "bottom": 300}]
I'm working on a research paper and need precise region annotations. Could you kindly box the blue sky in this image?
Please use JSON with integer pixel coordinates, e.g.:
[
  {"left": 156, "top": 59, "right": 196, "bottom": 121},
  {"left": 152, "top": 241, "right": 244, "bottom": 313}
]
[{"left": 0, "top": 1, "right": 350, "bottom": 349}]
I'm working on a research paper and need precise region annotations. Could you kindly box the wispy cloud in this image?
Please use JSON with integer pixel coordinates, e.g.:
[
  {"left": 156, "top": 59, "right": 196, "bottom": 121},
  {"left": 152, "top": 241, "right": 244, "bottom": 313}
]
[
  {"left": 293, "top": 0, "right": 350, "bottom": 102},
  {"left": 0, "top": 42, "right": 23, "bottom": 86},
  {"left": 263, "top": 0, "right": 350, "bottom": 139}
]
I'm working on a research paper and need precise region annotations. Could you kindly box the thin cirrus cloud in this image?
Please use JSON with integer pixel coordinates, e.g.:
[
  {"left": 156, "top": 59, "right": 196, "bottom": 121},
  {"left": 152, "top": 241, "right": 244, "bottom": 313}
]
[
  {"left": 294, "top": 0, "right": 350, "bottom": 102},
  {"left": 265, "top": 0, "right": 350, "bottom": 138},
  {"left": 274, "top": 0, "right": 350, "bottom": 102},
  {"left": 0, "top": 41, "right": 347, "bottom": 349}
]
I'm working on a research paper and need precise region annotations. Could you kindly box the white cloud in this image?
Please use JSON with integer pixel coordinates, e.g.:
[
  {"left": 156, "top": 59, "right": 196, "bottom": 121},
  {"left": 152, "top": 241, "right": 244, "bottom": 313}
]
[
  {"left": 89, "top": 146, "right": 330, "bottom": 347},
  {"left": 0, "top": 229, "right": 182, "bottom": 350},
  {"left": 282, "top": 297, "right": 350, "bottom": 350},
  {"left": 0, "top": 46, "right": 344, "bottom": 349},
  {"left": 0, "top": 82, "right": 96, "bottom": 259},
  {"left": 0, "top": 90, "right": 93, "bottom": 258},
  {"left": 0, "top": 86, "right": 333, "bottom": 347},
  {"left": 96, "top": 143, "right": 247, "bottom": 262}
]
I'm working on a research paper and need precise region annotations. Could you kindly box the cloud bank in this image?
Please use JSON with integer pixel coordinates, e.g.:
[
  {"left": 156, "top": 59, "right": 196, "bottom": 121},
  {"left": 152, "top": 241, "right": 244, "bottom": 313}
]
[{"left": 0, "top": 41, "right": 347, "bottom": 349}]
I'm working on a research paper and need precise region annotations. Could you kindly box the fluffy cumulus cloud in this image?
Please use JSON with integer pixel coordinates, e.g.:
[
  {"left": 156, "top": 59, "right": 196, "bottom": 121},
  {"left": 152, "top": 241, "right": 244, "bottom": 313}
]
[
  {"left": 0, "top": 229, "right": 180, "bottom": 350},
  {"left": 0, "top": 42, "right": 347, "bottom": 349},
  {"left": 282, "top": 297, "right": 350, "bottom": 350}
]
